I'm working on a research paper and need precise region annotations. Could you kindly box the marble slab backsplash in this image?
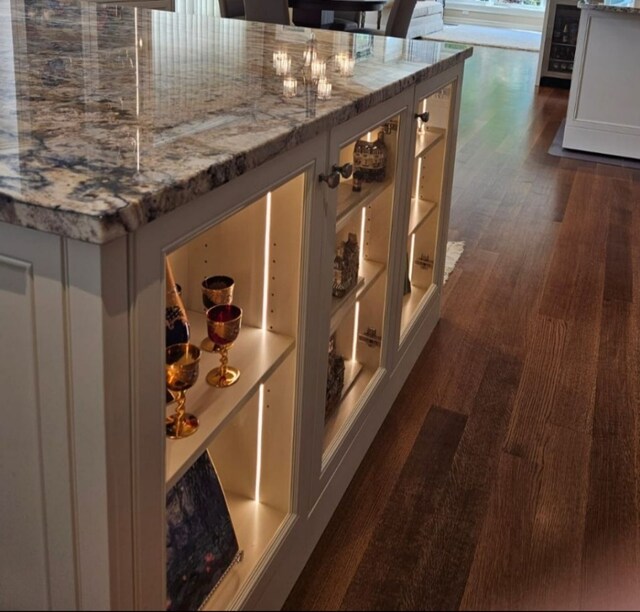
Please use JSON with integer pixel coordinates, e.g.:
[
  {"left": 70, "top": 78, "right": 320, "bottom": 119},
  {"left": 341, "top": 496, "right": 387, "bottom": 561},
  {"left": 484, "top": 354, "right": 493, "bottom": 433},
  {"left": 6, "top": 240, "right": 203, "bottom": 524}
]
[{"left": 0, "top": 0, "right": 471, "bottom": 243}]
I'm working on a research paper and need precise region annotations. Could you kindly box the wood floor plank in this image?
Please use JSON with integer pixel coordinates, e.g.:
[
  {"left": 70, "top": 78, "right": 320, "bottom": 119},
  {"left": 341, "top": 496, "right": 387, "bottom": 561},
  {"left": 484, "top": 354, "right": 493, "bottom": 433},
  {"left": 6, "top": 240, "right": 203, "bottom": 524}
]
[
  {"left": 581, "top": 298, "right": 639, "bottom": 610},
  {"left": 281, "top": 377, "right": 437, "bottom": 610},
  {"left": 460, "top": 451, "right": 540, "bottom": 611},
  {"left": 536, "top": 173, "right": 611, "bottom": 432},
  {"left": 402, "top": 354, "right": 522, "bottom": 611},
  {"left": 338, "top": 405, "right": 468, "bottom": 611},
  {"left": 342, "top": 355, "right": 521, "bottom": 611},
  {"left": 503, "top": 315, "right": 567, "bottom": 465},
  {"left": 603, "top": 182, "right": 633, "bottom": 303},
  {"left": 435, "top": 248, "right": 500, "bottom": 416},
  {"left": 522, "top": 424, "right": 591, "bottom": 611},
  {"left": 538, "top": 170, "right": 605, "bottom": 322}
]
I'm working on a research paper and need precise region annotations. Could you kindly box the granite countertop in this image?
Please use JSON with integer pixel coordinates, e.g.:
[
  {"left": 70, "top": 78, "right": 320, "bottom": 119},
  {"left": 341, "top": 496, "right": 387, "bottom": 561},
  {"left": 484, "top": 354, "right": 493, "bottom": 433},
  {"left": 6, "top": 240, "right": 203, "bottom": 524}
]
[
  {"left": 579, "top": 0, "right": 640, "bottom": 13},
  {"left": 0, "top": 1, "right": 471, "bottom": 244}
]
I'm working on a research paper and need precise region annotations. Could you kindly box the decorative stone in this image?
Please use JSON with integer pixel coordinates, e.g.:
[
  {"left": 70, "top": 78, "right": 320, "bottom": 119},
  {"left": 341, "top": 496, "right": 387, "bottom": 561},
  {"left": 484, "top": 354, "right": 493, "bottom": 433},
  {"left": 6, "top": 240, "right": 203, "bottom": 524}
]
[
  {"left": 333, "top": 233, "right": 360, "bottom": 298},
  {"left": 325, "top": 334, "right": 345, "bottom": 418}
]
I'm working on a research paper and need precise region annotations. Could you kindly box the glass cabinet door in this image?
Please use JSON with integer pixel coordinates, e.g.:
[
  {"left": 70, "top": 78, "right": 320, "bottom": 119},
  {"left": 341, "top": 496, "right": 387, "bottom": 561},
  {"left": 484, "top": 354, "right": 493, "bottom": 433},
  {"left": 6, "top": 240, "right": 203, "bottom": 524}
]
[
  {"left": 323, "top": 113, "right": 401, "bottom": 460},
  {"left": 162, "top": 171, "right": 307, "bottom": 610},
  {"left": 400, "top": 83, "right": 453, "bottom": 344}
]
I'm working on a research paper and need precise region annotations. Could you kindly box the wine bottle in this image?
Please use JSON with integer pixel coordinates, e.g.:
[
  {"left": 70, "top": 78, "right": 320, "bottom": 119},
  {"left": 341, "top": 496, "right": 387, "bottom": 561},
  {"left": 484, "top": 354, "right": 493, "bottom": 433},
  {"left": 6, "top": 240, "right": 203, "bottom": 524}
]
[{"left": 165, "top": 259, "right": 190, "bottom": 348}]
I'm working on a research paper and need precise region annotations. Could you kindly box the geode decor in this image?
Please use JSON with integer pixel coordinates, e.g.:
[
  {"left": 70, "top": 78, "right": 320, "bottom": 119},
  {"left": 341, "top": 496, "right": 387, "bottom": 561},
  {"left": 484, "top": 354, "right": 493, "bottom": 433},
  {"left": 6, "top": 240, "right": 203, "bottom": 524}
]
[
  {"left": 332, "top": 232, "right": 360, "bottom": 298},
  {"left": 325, "top": 334, "right": 345, "bottom": 418}
]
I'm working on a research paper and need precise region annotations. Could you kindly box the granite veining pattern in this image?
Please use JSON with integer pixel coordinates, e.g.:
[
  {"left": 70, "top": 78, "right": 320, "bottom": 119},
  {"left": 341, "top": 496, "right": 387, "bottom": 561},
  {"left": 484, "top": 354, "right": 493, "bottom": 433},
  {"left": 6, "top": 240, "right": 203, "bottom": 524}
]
[
  {"left": 0, "top": 0, "right": 472, "bottom": 243},
  {"left": 579, "top": 0, "right": 640, "bottom": 13}
]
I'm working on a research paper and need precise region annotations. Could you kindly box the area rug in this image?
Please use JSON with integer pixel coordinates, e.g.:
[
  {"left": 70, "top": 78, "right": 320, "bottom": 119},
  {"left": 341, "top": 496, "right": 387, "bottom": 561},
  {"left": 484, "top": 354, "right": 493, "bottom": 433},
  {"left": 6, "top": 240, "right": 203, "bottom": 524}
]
[
  {"left": 444, "top": 240, "right": 465, "bottom": 283},
  {"left": 548, "top": 119, "right": 640, "bottom": 169},
  {"left": 422, "top": 24, "right": 541, "bottom": 52}
]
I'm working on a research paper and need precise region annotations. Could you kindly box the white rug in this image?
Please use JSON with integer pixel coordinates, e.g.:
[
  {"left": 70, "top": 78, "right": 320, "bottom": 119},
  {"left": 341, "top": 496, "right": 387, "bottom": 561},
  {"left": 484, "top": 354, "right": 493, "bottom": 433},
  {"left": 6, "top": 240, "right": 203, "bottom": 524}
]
[
  {"left": 444, "top": 240, "right": 465, "bottom": 283},
  {"left": 422, "top": 24, "right": 541, "bottom": 52}
]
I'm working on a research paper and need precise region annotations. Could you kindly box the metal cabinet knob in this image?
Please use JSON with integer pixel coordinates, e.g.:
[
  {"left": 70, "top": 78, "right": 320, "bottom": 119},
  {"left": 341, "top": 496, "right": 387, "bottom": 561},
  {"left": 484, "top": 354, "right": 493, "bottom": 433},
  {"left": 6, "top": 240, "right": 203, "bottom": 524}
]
[
  {"left": 332, "top": 162, "right": 353, "bottom": 179},
  {"left": 319, "top": 171, "right": 340, "bottom": 189},
  {"left": 415, "top": 111, "right": 430, "bottom": 123}
]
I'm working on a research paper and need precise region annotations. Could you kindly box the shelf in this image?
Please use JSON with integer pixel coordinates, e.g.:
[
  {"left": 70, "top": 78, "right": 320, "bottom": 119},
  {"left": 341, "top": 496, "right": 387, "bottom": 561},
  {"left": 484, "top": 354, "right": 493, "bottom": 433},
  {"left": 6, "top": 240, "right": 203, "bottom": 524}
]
[
  {"left": 336, "top": 179, "right": 393, "bottom": 233},
  {"left": 408, "top": 198, "right": 438, "bottom": 236},
  {"left": 414, "top": 127, "right": 445, "bottom": 158},
  {"left": 340, "top": 360, "right": 363, "bottom": 403},
  {"left": 330, "top": 259, "right": 386, "bottom": 334},
  {"left": 165, "top": 310, "right": 295, "bottom": 489},
  {"left": 551, "top": 42, "right": 576, "bottom": 48},
  {"left": 323, "top": 365, "right": 375, "bottom": 455},
  {"left": 203, "top": 493, "right": 288, "bottom": 611},
  {"left": 400, "top": 283, "right": 439, "bottom": 339},
  {"left": 546, "top": 67, "right": 573, "bottom": 76}
]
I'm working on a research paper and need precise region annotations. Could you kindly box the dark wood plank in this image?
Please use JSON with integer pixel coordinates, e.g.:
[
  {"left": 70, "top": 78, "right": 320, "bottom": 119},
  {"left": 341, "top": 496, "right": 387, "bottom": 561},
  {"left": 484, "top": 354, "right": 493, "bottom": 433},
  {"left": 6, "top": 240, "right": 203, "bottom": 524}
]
[
  {"left": 581, "top": 299, "right": 640, "bottom": 610},
  {"left": 341, "top": 355, "right": 520, "bottom": 611},
  {"left": 537, "top": 173, "right": 609, "bottom": 432},
  {"left": 523, "top": 424, "right": 591, "bottom": 610},
  {"left": 460, "top": 451, "right": 540, "bottom": 611},
  {"left": 603, "top": 182, "right": 633, "bottom": 303},
  {"left": 503, "top": 315, "right": 567, "bottom": 464},
  {"left": 462, "top": 424, "right": 591, "bottom": 611},
  {"left": 338, "top": 405, "right": 468, "bottom": 611}
]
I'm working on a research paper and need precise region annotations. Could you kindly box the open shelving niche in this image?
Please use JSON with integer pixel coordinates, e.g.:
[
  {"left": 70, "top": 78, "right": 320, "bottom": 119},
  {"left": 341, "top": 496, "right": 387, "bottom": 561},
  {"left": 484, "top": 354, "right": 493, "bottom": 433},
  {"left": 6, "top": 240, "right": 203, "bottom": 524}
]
[
  {"left": 164, "top": 171, "right": 306, "bottom": 610},
  {"left": 323, "top": 119, "right": 399, "bottom": 459},
  {"left": 401, "top": 86, "right": 451, "bottom": 341}
]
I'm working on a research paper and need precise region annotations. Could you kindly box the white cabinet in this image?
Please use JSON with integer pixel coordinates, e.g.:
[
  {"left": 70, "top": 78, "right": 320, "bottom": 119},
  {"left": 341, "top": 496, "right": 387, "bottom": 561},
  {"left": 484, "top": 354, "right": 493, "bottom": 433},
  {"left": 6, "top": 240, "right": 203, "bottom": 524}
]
[
  {"left": 0, "top": 61, "right": 465, "bottom": 611},
  {"left": 562, "top": 6, "right": 640, "bottom": 160}
]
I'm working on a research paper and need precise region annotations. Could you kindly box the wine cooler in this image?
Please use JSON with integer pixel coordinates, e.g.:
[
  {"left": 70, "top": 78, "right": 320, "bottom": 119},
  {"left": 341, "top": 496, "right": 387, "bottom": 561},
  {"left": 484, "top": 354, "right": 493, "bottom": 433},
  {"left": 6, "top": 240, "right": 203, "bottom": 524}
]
[{"left": 537, "top": 0, "right": 580, "bottom": 87}]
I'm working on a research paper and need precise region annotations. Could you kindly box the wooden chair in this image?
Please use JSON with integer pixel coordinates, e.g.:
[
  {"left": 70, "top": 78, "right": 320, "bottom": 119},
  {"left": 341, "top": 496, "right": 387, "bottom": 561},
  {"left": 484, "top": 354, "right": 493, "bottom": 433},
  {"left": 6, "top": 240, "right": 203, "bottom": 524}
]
[
  {"left": 331, "top": 11, "right": 362, "bottom": 31},
  {"left": 353, "top": 0, "right": 419, "bottom": 38},
  {"left": 218, "top": 0, "right": 244, "bottom": 18},
  {"left": 243, "top": 0, "right": 291, "bottom": 25}
]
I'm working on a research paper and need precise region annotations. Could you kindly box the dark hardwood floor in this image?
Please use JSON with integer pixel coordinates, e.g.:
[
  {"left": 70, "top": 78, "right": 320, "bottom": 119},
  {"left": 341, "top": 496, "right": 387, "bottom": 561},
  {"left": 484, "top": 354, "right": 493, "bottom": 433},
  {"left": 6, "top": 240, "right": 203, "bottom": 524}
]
[{"left": 283, "top": 44, "right": 640, "bottom": 611}]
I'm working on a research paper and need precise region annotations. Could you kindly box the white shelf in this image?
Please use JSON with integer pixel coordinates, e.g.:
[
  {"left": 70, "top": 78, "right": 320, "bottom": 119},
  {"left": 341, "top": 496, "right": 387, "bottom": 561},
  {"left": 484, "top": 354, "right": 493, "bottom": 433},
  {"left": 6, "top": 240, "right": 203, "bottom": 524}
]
[
  {"left": 323, "top": 365, "right": 374, "bottom": 454},
  {"left": 336, "top": 179, "right": 393, "bottom": 233},
  {"left": 166, "top": 310, "right": 295, "bottom": 488},
  {"left": 415, "top": 127, "right": 445, "bottom": 158},
  {"left": 330, "top": 259, "right": 386, "bottom": 334},
  {"left": 202, "top": 493, "right": 288, "bottom": 611},
  {"left": 401, "top": 284, "right": 428, "bottom": 334},
  {"left": 408, "top": 198, "right": 438, "bottom": 236},
  {"left": 341, "top": 360, "right": 363, "bottom": 403},
  {"left": 400, "top": 283, "right": 439, "bottom": 339}
]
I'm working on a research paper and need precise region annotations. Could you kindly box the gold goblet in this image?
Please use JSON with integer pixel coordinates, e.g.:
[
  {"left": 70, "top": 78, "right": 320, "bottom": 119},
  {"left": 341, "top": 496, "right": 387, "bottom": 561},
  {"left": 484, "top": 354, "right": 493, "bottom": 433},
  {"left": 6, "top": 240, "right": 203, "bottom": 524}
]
[
  {"left": 165, "top": 343, "right": 201, "bottom": 439},
  {"left": 205, "top": 304, "right": 242, "bottom": 387},
  {"left": 200, "top": 275, "right": 234, "bottom": 352}
]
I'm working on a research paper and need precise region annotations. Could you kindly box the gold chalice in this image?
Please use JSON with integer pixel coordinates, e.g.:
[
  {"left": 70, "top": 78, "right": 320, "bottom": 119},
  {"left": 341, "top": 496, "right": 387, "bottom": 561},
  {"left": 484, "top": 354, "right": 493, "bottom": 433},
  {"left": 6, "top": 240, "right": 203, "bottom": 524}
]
[
  {"left": 205, "top": 304, "right": 242, "bottom": 387},
  {"left": 200, "top": 275, "right": 234, "bottom": 352},
  {"left": 165, "top": 343, "right": 201, "bottom": 439}
]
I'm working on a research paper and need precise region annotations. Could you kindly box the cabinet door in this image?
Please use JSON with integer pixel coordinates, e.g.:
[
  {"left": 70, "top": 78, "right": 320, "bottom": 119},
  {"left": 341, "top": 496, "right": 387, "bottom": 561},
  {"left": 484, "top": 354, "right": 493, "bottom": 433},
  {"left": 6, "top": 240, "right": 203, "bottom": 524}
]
[
  {"left": 312, "top": 93, "right": 413, "bottom": 495},
  {"left": 131, "top": 135, "right": 327, "bottom": 610},
  {"left": 398, "top": 72, "right": 461, "bottom": 354}
]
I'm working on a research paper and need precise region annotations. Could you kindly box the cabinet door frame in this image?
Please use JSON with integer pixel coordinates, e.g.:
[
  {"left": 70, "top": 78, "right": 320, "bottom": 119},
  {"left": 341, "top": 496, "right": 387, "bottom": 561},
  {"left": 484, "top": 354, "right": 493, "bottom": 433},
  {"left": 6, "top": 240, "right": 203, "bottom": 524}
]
[
  {"left": 129, "top": 134, "right": 328, "bottom": 610},
  {"left": 391, "top": 65, "right": 465, "bottom": 377},
  {"left": 308, "top": 89, "right": 415, "bottom": 515}
]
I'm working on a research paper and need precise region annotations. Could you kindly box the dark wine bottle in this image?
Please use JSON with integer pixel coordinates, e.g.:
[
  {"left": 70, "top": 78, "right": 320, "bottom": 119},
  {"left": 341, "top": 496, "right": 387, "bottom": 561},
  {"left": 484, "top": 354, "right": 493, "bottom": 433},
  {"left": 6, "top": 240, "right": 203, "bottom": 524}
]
[{"left": 165, "top": 259, "right": 190, "bottom": 348}]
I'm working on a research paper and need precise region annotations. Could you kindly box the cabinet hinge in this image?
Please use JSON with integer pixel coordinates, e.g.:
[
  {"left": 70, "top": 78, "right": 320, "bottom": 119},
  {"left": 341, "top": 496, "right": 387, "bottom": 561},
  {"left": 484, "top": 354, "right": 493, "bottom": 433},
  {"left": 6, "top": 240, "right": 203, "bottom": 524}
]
[{"left": 383, "top": 120, "right": 399, "bottom": 134}]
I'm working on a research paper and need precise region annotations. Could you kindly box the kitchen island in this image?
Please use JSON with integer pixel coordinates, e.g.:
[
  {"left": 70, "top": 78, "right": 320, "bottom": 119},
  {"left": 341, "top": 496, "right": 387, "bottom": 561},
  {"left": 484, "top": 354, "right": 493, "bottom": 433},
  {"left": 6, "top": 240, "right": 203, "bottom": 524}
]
[
  {"left": 562, "top": 0, "right": 640, "bottom": 159},
  {"left": 0, "top": 2, "right": 471, "bottom": 609}
]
